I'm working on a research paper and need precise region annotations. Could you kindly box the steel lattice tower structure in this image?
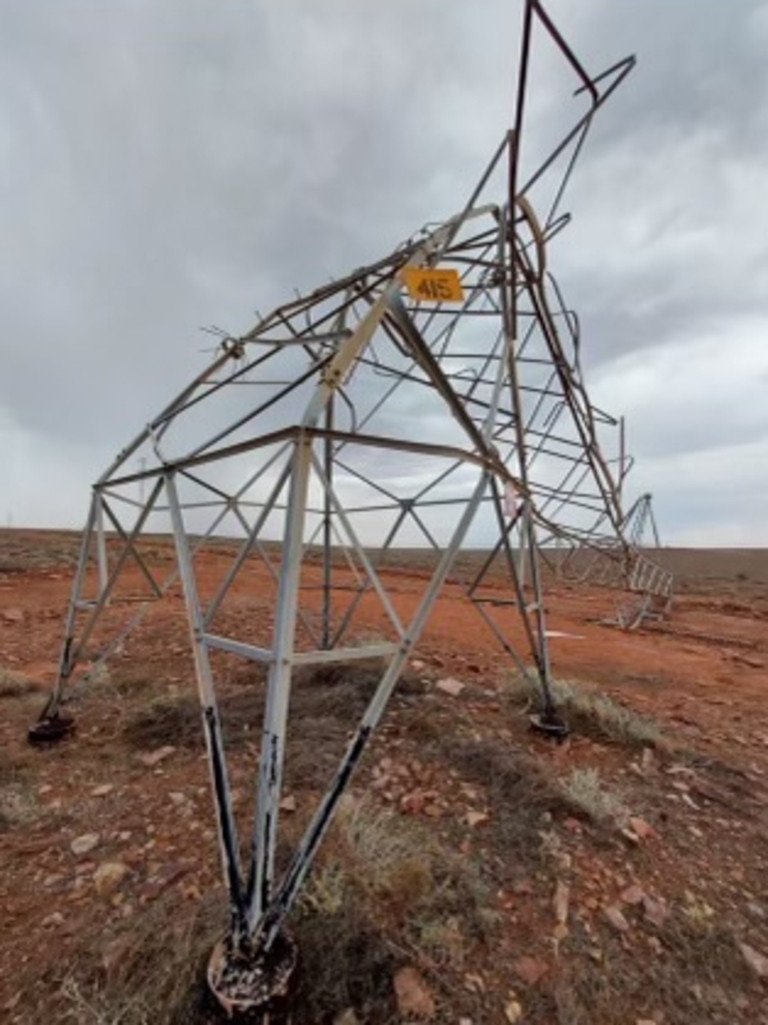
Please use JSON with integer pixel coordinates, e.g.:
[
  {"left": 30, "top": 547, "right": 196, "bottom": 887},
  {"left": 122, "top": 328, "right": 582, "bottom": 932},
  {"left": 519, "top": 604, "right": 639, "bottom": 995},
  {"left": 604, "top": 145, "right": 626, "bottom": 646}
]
[{"left": 32, "top": 1, "right": 670, "bottom": 1012}]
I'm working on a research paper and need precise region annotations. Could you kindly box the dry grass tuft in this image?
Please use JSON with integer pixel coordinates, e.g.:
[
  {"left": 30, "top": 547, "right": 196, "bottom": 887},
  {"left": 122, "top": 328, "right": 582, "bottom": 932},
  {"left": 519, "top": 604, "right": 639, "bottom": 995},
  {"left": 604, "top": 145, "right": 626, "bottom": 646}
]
[
  {"left": 559, "top": 767, "right": 629, "bottom": 827},
  {"left": 0, "top": 666, "right": 38, "bottom": 699},
  {"left": 291, "top": 798, "right": 497, "bottom": 1022},
  {"left": 551, "top": 914, "right": 752, "bottom": 1025},
  {"left": 442, "top": 736, "right": 579, "bottom": 870},
  {"left": 36, "top": 891, "right": 226, "bottom": 1025},
  {"left": 0, "top": 753, "right": 38, "bottom": 831},
  {"left": 121, "top": 693, "right": 205, "bottom": 751},
  {"left": 508, "top": 674, "right": 662, "bottom": 748}
]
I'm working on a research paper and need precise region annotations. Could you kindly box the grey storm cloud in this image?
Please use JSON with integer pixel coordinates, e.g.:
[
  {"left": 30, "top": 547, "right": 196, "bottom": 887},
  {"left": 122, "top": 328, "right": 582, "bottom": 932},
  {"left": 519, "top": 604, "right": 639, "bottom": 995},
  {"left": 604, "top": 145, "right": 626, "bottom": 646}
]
[{"left": 1, "top": 0, "right": 766, "bottom": 543}]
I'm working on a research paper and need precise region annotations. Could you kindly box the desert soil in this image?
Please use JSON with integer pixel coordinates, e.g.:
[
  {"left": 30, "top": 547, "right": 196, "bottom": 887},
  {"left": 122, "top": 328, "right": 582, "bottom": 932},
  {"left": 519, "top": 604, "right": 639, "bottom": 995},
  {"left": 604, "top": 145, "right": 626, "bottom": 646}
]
[{"left": 1, "top": 529, "right": 767, "bottom": 1023}]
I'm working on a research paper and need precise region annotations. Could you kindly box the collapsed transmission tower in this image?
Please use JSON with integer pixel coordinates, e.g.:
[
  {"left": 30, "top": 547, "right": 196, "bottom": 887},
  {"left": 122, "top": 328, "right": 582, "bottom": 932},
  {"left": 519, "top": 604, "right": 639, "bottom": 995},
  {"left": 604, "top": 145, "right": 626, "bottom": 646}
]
[{"left": 32, "top": 1, "right": 671, "bottom": 1014}]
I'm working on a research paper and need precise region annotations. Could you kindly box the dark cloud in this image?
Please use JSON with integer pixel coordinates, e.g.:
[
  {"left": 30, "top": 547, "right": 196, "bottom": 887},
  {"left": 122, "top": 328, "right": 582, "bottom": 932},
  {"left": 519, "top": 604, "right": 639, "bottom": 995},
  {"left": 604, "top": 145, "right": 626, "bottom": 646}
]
[{"left": 0, "top": 0, "right": 765, "bottom": 542}]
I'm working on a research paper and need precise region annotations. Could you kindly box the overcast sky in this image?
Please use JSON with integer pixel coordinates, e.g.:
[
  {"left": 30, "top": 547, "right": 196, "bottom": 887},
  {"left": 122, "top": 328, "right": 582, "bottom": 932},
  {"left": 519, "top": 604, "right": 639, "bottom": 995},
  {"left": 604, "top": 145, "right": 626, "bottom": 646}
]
[{"left": 1, "top": 0, "right": 766, "bottom": 545}]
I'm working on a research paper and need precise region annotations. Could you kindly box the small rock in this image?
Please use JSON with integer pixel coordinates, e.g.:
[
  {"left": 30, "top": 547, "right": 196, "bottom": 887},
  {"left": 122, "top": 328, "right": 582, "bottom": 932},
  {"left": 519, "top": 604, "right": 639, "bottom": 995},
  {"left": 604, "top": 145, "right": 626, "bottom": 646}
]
[
  {"left": 410, "top": 660, "right": 426, "bottom": 673},
  {"left": 553, "top": 881, "right": 570, "bottom": 924},
  {"left": 435, "top": 677, "right": 465, "bottom": 697},
  {"left": 94, "top": 862, "right": 130, "bottom": 895},
  {"left": 70, "top": 833, "right": 100, "bottom": 857},
  {"left": 463, "top": 973, "right": 485, "bottom": 994},
  {"left": 747, "top": 901, "right": 767, "bottom": 921},
  {"left": 465, "top": 810, "right": 489, "bottom": 829},
  {"left": 91, "top": 784, "right": 114, "bottom": 797},
  {"left": 393, "top": 967, "right": 436, "bottom": 1019},
  {"left": 504, "top": 995, "right": 523, "bottom": 1023},
  {"left": 279, "top": 794, "right": 297, "bottom": 813},
  {"left": 563, "top": 817, "right": 582, "bottom": 833},
  {"left": 739, "top": 941, "right": 768, "bottom": 979},
  {"left": 620, "top": 884, "right": 646, "bottom": 906},
  {"left": 41, "top": 912, "right": 65, "bottom": 928},
  {"left": 138, "top": 745, "right": 176, "bottom": 768},
  {"left": 628, "top": 816, "right": 657, "bottom": 840},
  {"left": 640, "top": 748, "right": 656, "bottom": 774},
  {"left": 642, "top": 895, "right": 669, "bottom": 927},
  {"left": 603, "top": 904, "right": 630, "bottom": 933},
  {"left": 2, "top": 608, "right": 24, "bottom": 624},
  {"left": 513, "top": 956, "right": 548, "bottom": 986},
  {"left": 169, "top": 791, "right": 186, "bottom": 806}
]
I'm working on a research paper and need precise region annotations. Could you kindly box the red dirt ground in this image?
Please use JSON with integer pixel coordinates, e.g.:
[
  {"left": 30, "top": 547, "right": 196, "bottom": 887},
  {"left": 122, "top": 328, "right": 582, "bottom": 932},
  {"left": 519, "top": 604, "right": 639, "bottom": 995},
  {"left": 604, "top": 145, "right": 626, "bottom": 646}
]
[{"left": 1, "top": 529, "right": 767, "bottom": 1023}]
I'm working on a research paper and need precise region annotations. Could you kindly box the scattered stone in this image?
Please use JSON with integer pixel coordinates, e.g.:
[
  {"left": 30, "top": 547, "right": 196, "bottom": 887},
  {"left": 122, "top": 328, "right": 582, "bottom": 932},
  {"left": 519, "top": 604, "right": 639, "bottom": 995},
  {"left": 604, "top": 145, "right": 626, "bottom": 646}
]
[
  {"left": 463, "top": 973, "right": 485, "bottom": 994},
  {"left": 628, "top": 816, "right": 657, "bottom": 840},
  {"left": 41, "top": 912, "right": 65, "bottom": 928},
  {"left": 94, "top": 861, "right": 130, "bottom": 895},
  {"left": 504, "top": 994, "right": 523, "bottom": 1023},
  {"left": 138, "top": 745, "right": 176, "bottom": 768},
  {"left": 279, "top": 794, "right": 297, "bottom": 813},
  {"left": 70, "top": 833, "right": 100, "bottom": 857},
  {"left": 410, "top": 660, "right": 426, "bottom": 673},
  {"left": 393, "top": 967, "right": 436, "bottom": 1019},
  {"left": 747, "top": 901, "right": 767, "bottom": 921},
  {"left": 563, "top": 817, "right": 582, "bottom": 833},
  {"left": 435, "top": 677, "right": 465, "bottom": 698},
  {"left": 513, "top": 956, "right": 548, "bottom": 986},
  {"left": 552, "top": 922, "right": 569, "bottom": 943},
  {"left": 465, "top": 810, "right": 489, "bottom": 829},
  {"left": 642, "top": 895, "right": 669, "bottom": 928},
  {"left": 91, "top": 784, "right": 114, "bottom": 797},
  {"left": 1, "top": 608, "right": 24, "bottom": 624},
  {"left": 603, "top": 905, "right": 630, "bottom": 933},
  {"left": 553, "top": 881, "right": 570, "bottom": 925},
  {"left": 620, "top": 884, "right": 646, "bottom": 906},
  {"left": 739, "top": 942, "right": 768, "bottom": 980},
  {"left": 640, "top": 748, "right": 656, "bottom": 774}
]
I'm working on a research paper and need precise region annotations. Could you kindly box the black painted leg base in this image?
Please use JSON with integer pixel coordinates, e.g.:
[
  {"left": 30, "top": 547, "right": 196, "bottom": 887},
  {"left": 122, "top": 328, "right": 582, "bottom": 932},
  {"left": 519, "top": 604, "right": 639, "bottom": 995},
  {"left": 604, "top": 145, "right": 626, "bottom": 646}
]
[
  {"left": 207, "top": 931, "right": 297, "bottom": 1020},
  {"left": 529, "top": 711, "right": 569, "bottom": 740},
  {"left": 28, "top": 714, "right": 76, "bottom": 745}
]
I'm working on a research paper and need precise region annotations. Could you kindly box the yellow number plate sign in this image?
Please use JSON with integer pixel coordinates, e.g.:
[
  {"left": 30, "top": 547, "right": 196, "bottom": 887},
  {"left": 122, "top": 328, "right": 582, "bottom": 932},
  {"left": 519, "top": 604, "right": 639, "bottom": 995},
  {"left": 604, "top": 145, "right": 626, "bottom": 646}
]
[{"left": 402, "top": 267, "right": 465, "bottom": 303}]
